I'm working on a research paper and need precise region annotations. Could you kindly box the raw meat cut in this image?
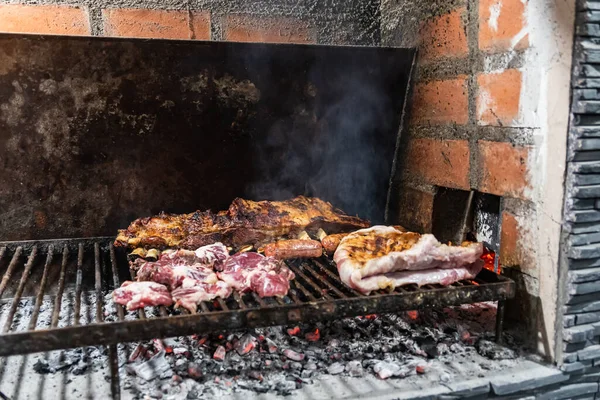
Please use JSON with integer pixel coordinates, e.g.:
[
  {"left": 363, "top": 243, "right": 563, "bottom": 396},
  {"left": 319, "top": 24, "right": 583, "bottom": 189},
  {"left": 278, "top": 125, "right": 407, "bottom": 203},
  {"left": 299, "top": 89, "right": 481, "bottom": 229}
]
[
  {"left": 334, "top": 226, "right": 484, "bottom": 294},
  {"left": 217, "top": 252, "right": 295, "bottom": 297},
  {"left": 172, "top": 282, "right": 232, "bottom": 312},
  {"left": 112, "top": 281, "right": 173, "bottom": 310},
  {"left": 136, "top": 263, "right": 217, "bottom": 290}
]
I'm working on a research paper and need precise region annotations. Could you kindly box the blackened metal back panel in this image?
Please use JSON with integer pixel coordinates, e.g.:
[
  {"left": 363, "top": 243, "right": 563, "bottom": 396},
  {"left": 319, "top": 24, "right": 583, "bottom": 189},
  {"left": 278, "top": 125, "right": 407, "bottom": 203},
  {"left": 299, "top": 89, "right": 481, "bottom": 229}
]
[{"left": 0, "top": 34, "right": 415, "bottom": 240}]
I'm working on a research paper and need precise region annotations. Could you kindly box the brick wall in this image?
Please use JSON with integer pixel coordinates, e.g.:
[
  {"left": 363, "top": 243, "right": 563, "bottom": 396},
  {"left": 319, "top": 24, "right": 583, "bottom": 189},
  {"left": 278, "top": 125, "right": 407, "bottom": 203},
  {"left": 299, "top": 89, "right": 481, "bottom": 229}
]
[
  {"left": 382, "top": 0, "right": 575, "bottom": 361},
  {"left": 0, "top": 1, "right": 380, "bottom": 45},
  {"left": 393, "top": 1, "right": 533, "bottom": 237}
]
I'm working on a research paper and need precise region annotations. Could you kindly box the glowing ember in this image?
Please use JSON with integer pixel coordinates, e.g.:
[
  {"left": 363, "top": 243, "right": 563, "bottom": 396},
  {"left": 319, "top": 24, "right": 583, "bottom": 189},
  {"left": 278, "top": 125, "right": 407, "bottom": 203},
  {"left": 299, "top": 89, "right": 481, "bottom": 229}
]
[
  {"left": 213, "top": 345, "right": 226, "bottom": 361},
  {"left": 416, "top": 364, "right": 426, "bottom": 374},
  {"left": 481, "top": 248, "right": 501, "bottom": 273},
  {"left": 287, "top": 326, "right": 300, "bottom": 336},
  {"left": 305, "top": 328, "right": 320, "bottom": 342},
  {"left": 407, "top": 310, "right": 419, "bottom": 320},
  {"left": 359, "top": 314, "right": 378, "bottom": 320}
]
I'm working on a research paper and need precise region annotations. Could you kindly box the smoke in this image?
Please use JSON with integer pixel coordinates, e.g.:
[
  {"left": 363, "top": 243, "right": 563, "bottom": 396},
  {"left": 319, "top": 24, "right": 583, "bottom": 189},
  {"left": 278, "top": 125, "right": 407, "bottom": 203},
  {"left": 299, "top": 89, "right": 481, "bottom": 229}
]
[{"left": 247, "top": 62, "right": 395, "bottom": 224}]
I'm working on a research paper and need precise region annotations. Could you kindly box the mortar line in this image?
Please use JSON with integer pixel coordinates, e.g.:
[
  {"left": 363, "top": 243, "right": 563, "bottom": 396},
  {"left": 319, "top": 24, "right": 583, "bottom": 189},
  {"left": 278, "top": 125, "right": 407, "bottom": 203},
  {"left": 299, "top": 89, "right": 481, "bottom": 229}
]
[{"left": 466, "top": 0, "right": 479, "bottom": 190}]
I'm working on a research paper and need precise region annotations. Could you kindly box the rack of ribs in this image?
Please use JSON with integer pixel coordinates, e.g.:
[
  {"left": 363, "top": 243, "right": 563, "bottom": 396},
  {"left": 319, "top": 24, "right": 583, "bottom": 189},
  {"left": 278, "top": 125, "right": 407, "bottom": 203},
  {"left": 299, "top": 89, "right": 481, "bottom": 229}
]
[{"left": 114, "top": 196, "right": 370, "bottom": 251}]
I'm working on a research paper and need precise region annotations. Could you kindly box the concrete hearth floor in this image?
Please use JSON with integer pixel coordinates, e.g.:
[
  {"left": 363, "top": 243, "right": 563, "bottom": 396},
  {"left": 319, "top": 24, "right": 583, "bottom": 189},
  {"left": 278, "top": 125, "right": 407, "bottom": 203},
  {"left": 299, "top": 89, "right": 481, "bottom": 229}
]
[{"left": 0, "top": 348, "right": 587, "bottom": 400}]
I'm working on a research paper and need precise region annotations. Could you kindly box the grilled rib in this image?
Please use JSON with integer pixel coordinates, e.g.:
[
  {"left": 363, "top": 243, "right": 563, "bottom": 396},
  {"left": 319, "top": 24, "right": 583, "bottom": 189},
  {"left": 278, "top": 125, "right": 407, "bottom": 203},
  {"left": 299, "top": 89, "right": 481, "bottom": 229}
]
[{"left": 115, "top": 196, "right": 370, "bottom": 250}]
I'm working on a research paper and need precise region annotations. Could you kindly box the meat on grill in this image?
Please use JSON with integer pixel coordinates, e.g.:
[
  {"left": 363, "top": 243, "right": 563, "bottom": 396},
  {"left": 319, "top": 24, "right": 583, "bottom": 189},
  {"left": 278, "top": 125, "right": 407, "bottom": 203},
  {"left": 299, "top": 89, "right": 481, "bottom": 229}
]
[
  {"left": 263, "top": 239, "right": 323, "bottom": 260},
  {"left": 321, "top": 233, "right": 350, "bottom": 254},
  {"left": 334, "top": 226, "right": 483, "bottom": 294},
  {"left": 136, "top": 263, "right": 217, "bottom": 290},
  {"left": 217, "top": 252, "right": 295, "bottom": 297},
  {"left": 114, "top": 196, "right": 370, "bottom": 250},
  {"left": 112, "top": 281, "right": 173, "bottom": 310},
  {"left": 134, "top": 243, "right": 226, "bottom": 289},
  {"left": 172, "top": 282, "right": 233, "bottom": 313}
]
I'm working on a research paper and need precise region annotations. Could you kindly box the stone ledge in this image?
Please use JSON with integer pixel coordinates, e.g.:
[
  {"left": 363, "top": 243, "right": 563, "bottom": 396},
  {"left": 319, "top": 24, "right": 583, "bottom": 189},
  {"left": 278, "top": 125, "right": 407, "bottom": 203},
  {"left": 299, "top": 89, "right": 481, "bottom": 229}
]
[{"left": 489, "top": 361, "right": 569, "bottom": 396}]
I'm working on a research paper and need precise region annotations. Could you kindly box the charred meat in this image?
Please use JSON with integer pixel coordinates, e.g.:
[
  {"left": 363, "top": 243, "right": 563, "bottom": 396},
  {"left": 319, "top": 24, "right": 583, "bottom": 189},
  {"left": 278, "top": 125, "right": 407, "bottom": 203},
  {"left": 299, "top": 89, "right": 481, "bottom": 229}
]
[
  {"left": 334, "top": 226, "right": 483, "bottom": 294},
  {"left": 114, "top": 196, "right": 369, "bottom": 250}
]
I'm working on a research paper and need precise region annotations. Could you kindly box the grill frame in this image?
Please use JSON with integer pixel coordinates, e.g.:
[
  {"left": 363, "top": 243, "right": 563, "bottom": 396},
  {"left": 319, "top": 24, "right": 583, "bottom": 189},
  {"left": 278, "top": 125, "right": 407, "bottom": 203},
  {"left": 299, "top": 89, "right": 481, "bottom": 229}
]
[{"left": 0, "top": 237, "right": 515, "bottom": 358}]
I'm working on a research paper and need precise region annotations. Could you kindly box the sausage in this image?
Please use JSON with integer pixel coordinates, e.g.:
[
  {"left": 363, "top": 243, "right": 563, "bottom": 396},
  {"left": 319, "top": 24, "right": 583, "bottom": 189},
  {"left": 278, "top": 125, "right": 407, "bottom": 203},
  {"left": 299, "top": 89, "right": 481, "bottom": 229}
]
[
  {"left": 263, "top": 239, "right": 323, "bottom": 260},
  {"left": 321, "top": 233, "right": 350, "bottom": 254}
]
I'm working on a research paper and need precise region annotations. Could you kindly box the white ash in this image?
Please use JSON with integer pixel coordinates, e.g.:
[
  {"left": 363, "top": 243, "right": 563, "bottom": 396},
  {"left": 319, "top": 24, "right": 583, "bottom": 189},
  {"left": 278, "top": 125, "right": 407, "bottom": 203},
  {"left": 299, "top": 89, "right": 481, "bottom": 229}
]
[
  {"left": 110, "top": 302, "right": 529, "bottom": 399},
  {"left": 1, "top": 294, "right": 531, "bottom": 399}
]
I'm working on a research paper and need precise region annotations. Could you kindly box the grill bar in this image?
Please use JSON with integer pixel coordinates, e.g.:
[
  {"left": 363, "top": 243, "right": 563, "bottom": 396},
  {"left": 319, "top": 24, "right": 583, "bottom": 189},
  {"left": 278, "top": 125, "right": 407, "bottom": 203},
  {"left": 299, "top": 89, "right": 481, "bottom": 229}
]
[
  {"left": 0, "top": 246, "right": 23, "bottom": 297},
  {"left": 50, "top": 246, "right": 69, "bottom": 329},
  {"left": 0, "top": 237, "right": 515, "bottom": 357},
  {"left": 74, "top": 243, "right": 84, "bottom": 326},
  {"left": 2, "top": 246, "right": 38, "bottom": 333},
  {"left": 28, "top": 245, "right": 54, "bottom": 330}
]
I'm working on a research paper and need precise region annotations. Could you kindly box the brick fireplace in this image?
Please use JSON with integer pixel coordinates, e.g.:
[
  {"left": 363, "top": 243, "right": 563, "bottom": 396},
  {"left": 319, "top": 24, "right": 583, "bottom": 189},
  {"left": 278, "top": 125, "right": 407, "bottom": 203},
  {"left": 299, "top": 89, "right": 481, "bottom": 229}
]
[{"left": 0, "top": 0, "right": 597, "bottom": 398}]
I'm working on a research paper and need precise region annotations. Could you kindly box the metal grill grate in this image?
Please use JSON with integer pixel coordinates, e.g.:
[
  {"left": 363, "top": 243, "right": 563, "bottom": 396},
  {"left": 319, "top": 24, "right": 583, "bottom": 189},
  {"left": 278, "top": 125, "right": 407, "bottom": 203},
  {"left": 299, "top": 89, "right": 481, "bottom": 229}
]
[{"left": 0, "top": 237, "right": 515, "bottom": 357}]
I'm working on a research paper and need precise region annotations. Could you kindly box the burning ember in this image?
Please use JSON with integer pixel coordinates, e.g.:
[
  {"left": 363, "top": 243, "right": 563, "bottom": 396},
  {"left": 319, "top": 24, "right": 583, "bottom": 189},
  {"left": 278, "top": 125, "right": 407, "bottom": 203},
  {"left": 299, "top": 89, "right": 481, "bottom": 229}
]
[
  {"left": 287, "top": 326, "right": 300, "bottom": 336},
  {"left": 97, "top": 302, "right": 516, "bottom": 398},
  {"left": 481, "top": 248, "right": 501, "bottom": 273}
]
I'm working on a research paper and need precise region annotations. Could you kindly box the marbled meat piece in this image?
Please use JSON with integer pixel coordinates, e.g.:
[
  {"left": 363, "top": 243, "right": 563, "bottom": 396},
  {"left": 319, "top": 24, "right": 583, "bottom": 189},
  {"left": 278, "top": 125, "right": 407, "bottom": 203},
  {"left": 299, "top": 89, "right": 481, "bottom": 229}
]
[
  {"left": 217, "top": 252, "right": 295, "bottom": 297},
  {"left": 112, "top": 281, "right": 173, "bottom": 310},
  {"left": 136, "top": 262, "right": 217, "bottom": 290},
  {"left": 334, "top": 226, "right": 483, "bottom": 294},
  {"left": 114, "top": 196, "right": 370, "bottom": 250},
  {"left": 172, "top": 282, "right": 232, "bottom": 313},
  {"left": 159, "top": 243, "right": 229, "bottom": 268}
]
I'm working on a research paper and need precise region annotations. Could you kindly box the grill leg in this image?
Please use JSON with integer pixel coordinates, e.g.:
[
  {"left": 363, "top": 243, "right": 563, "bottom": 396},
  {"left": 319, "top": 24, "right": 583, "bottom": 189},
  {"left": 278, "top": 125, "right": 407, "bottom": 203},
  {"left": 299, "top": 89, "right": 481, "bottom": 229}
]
[{"left": 495, "top": 300, "right": 505, "bottom": 344}]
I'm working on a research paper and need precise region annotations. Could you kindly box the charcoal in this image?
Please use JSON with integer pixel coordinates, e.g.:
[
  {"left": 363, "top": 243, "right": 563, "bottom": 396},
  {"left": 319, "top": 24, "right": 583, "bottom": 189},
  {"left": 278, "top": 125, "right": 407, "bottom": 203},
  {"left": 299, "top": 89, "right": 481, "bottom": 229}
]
[
  {"left": 304, "top": 362, "right": 317, "bottom": 370},
  {"left": 274, "top": 380, "right": 296, "bottom": 395},
  {"left": 213, "top": 346, "right": 226, "bottom": 361},
  {"left": 187, "top": 363, "right": 203, "bottom": 379},
  {"left": 33, "top": 356, "right": 77, "bottom": 374},
  {"left": 133, "top": 351, "right": 172, "bottom": 381},
  {"left": 283, "top": 349, "right": 305, "bottom": 361},
  {"left": 346, "top": 360, "right": 364, "bottom": 377},
  {"left": 373, "top": 361, "right": 401, "bottom": 379},
  {"left": 290, "top": 362, "right": 303, "bottom": 370},
  {"left": 71, "top": 360, "right": 88, "bottom": 375},
  {"left": 111, "top": 306, "right": 523, "bottom": 398},
  {"left": 475, "top": 339, "right": 517, "bottom": 360},
  {"left": 327, "top": 362, "right": 345, "bottom": 375},
  {"left": 235, "top": 334, "right": 256, "bottom": 355}
]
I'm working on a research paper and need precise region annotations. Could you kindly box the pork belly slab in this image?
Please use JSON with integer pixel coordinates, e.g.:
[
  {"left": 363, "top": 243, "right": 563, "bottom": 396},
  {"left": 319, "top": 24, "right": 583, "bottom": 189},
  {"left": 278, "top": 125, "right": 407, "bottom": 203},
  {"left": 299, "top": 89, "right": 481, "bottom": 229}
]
[{"left": 334, "top": 226, "right": 484, "bottom": 294}]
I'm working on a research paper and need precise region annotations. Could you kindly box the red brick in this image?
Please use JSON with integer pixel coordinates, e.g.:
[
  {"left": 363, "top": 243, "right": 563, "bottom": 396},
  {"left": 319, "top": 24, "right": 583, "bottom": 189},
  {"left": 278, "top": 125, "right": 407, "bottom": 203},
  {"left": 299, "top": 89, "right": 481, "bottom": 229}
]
[
  {"left": 412, "top": 76, "right": 468, "bottom": 125},
  {"left": 103, "top": 9, "right": 210, "bottom": 40},
  {"left": 397, "top": 188, "right": 434, "bottom": 233},
  {"left": 405, "top": 139, "right": 470, "bottom": 190},
  {"left": 479, "top": 0, "right": 528, "bottom": 53},
  {"left": 477, "top": 69, "right": 521, "bottom": 126},
  {"left": 224, "top": 15, "right": 315, "bottom": 44},
  {"left": 0, "top": 5, "right": 90, "bottom": 35},
  {"left": 478, "top": 141, "right": 531, "bottom": 199},
  {"left": 419, "top": 8, "right": 468, "bottom": 61}
]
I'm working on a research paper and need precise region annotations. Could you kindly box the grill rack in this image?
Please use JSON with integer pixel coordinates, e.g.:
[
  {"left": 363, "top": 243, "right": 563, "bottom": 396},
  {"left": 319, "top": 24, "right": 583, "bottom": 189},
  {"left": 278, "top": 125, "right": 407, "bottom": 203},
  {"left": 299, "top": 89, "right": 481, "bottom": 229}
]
[{"left": 0, "top": 237, "right": 515, "bottom": 396}]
